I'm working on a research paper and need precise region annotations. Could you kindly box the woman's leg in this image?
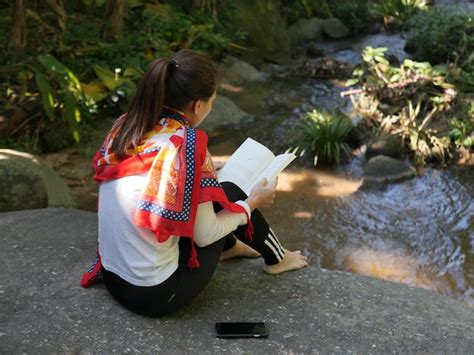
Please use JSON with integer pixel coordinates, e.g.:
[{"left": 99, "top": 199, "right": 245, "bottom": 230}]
[
  {"left": 218, "top": 182, "right": 284, "bottom": 265},
  {"left": 218, "top": 182, "right": 308, "bottom": 274},
  {"left": 101, "top": 236, "right": 227, "bottom": 317}
]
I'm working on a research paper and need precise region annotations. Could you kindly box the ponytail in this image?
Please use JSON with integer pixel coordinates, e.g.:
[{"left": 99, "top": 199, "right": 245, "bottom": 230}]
[
  {"left": 110, "top": 58, "right": 171, "bottom": 158},
  {"left": 110, "top": 50, "right": 216, "bottom": 159}
]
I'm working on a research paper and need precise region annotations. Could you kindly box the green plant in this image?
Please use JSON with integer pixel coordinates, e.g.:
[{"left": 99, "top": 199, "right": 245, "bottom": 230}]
[
  {"left": 282, "top": 0, "right": 332, "bottom": 25},
  {"left": 344, "top": 46, "right": 471, "bottom": 165},
  {"left": 34, "top": 54, "right": 90, "bottom": 144},
  {"left": 406, "top": 6, "right": 474, "bottom": 69},
  {"left": 297, "top": 109, "right": 354, "bottom": 165},
  {"left": 371, "top": 0, "right": 430, "bottom": 24},
  {"left": 449, "top": 118, "right": 473, "bottom": 149},
  {"left": 328, "top": 0, "right": 374, "bottom": 34}
]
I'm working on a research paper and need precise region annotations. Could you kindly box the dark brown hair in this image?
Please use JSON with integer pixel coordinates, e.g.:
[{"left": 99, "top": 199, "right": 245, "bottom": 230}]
[{"left": 110, "top": 49, "right": 217, "bottom": 158}]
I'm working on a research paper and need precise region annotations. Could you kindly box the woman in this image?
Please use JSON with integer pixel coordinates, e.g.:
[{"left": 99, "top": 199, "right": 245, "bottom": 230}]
[{"left": 81, "top": 49, "right": 308, "bottom": 317}]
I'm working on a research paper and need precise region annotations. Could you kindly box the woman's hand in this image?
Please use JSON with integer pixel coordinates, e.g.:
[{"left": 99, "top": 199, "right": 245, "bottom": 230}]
[{"left": 246, "top": 178, "right": 277, "bottom": 211}]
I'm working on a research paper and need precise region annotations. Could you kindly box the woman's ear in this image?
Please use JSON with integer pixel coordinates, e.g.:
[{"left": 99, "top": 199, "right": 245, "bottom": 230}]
[{"left": 191, "top": 99, "right": 203, "bottom": 115}]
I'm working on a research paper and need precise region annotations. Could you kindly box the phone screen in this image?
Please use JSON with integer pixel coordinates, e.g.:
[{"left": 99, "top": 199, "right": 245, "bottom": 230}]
[{"left": 215, "top": 322, "right": 268, "bottom": 338}]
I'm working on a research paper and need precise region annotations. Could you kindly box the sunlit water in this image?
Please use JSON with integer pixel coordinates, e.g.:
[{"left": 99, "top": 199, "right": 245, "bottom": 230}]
[
  {"left": 298, "top": 161, "right": 474, "bottom": 306},
  {"left": 218, "top": 26, "right": 474, "bottom": 304}
]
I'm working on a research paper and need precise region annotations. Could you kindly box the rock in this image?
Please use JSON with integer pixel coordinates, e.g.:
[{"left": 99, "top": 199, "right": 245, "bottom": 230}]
[
  {"left": 1, "top": 208, "right": 474, "bottom": 353},
  {"left": 0, "top": 150, "right": 76, "bottom": 212},
  {"left": 199, "top": 95, "right": 249, "bottom": 136},
  {"left": 366, "top": 133, "right": 403, "bottom": 160},
  {"left": 288, "top": 17, "right": 324, "bottom": 45},
  {"left": 218, "top": 57, "right": 267, "bottom": 85},
  {"left": 306, "top": 42, "right": 324, "bottom": 58},
  {"left": 362, "top": 155, "right": 415, "bottom": 188},
  {"left": 0, "top": 156, "right": 47, "bottom": 212},
  {"left": 227, "top": 0, "right": 291, "bottom": 56},
  {"left": 322, "top": 17, "right": 350, "bottom": 39}
]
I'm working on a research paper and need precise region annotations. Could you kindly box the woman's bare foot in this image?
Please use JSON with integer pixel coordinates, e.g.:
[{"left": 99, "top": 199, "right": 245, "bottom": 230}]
[
  {"left": 263, "top": 250, "right": 308, "bottom": 275},
  {"left": 219, "top": 239, "right": 261, "bottom": 261}
]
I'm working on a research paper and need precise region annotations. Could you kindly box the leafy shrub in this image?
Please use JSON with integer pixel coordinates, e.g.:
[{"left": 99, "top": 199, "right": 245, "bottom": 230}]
[
  {"left": 406, "top": 6, "right": 474, "bottom": 70},
  {"left": 297, "top": 109, "right": 354, "bottom": 165},
  {"left": 328, "top": 0, "right": 374, "bottom": 34},
  {"left": 449, "top": 117, "right": 473, "bottom": 149},
  {"left": 371, "top": 0, "right": 430, "bottom": 25},
  {"left": 345, "top": 46, "right": 472, "bottom": 165},
  {"left": 1, "top": 1, "right": 243, "bottom": 153},
  {"left": 282, "top": 0, "right": 332, "bottom": 25}
]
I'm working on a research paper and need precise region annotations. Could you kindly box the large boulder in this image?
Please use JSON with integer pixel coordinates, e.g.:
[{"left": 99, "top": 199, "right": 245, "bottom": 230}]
[
  {"left": 0, "top": 149, "right": 76, "bottom": 212},
  {"left": 362, "top": 155, "right": 415, "bottom": 188},
  {"left": 322, "top": 17, "right": 350, "bottom": 39},
  {"left": 226, "top": 0, "right": 291, "bottom": 56},
  {"left": 366, "top": 133, "right": 404, "bottom": 159},
  {"left": 288, "top": 17, "right": 324, "bottom": 45},
  {"left": 1, "top": 208, "right": 474, "bottom": 353},
  {"left": 200, "top": 95, "right": 249, "bottom": 135},
  {"left": 217, "top": 57, "right": 267, "bottom": 86}
]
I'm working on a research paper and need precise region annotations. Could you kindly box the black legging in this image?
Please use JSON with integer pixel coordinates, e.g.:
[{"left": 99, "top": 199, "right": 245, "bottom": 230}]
[{"left": 102, "top": 182, "right": 285, "bottom": 317}]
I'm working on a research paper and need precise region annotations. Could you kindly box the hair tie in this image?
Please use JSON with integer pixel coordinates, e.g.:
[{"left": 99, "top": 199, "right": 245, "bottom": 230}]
[{"left": 169, "top": 60, "right": 179, "bottom": 69}]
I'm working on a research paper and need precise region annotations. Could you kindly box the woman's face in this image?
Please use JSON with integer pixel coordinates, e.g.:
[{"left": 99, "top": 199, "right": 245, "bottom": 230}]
[{"left": 189, "top": 91, "right": 217, "bottom": 127}]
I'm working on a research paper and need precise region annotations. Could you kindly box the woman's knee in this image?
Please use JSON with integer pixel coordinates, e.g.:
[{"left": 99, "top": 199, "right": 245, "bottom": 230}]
[{"left": 220, "top": 181, "right": 248, "bottom": 202}]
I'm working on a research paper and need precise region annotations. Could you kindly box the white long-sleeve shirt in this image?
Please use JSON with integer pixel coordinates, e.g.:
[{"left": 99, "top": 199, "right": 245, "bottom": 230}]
[{"left": 98, "top": 172, "right": 250, "bottom": 287}]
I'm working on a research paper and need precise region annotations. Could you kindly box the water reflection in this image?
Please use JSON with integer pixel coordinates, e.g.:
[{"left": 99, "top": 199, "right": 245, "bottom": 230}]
[{"left": 275, "top": 166, "right": 474, "bottom": 306}]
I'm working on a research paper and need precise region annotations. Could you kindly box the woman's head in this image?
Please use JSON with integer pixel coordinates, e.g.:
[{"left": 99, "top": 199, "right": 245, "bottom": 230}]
[{"left": 111, "top": 49, "right": 217, "bottom": 157}]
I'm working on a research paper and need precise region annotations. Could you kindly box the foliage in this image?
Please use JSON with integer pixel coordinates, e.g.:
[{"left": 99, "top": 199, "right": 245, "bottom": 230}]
[
  {"left": 296, "top": 109, "right": 354, "bottom": 165},
  {"left": 371, "top": 0, "right": 430, "bottom": 25},
  {"left": 0, "top": 0, "right": 242, "bottom": 153},
  {"left": 282, "top": 0, "right": 332, "bottom": 25},
  {"left": 346, "top": 46, "right": 473, "bottom": 165},
  {"left": 449, "top": 116, "right": 473, "bottom": 149},
  {"left": 328, "top": 0, "right": 374, "bottom": 34},
  {"left": 405, "top": 6, "right": 474, "bottom": 70},
  {"left": 35, "top": 54, "right": 88, "bottom": 142}
]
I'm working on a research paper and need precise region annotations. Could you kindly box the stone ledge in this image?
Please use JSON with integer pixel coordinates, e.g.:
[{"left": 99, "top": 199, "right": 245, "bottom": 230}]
[{"left": 1, "top": 208, "right": 473, "bottom": 353}]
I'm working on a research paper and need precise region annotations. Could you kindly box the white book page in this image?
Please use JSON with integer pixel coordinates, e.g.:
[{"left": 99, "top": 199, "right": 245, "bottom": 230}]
[
  {"left": 217, "top": 138, "right": 275, "bottom": 192},
  {"left": 245, "top": 153, "right": 296, "bottom": 195}
]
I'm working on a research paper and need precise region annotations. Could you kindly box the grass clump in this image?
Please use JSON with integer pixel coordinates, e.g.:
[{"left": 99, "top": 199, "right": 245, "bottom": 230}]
[{"left": 297, "top": 109, "right": 354, "bottom": 165}]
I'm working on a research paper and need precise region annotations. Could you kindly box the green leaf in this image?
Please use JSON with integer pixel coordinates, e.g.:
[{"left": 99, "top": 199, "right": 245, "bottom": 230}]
[
  {"left": 35, "top": 72, "right": 56, "bottom": 121},
  {"left": 63, "top": 91, "right": 81, "bottom": 124},
  {"left": 92, "top": 64, "right": 121, "bottom": 90},
  {"left": 345, "top": 78, "right": 359, "bottom": 86},
  {"left": 463, "top": 136, "right": 473, "bottom": 148},
  {"left": 38, "top": 54, "right": 82, "bottom": 93},
  {"left": 82, "top": 82, "right": 108, "bottom": 102}
]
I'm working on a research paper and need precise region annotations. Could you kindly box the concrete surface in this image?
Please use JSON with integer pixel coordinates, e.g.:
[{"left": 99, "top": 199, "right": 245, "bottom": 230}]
[{"left": 1, "top": 208, "right": 473, "bottom": 354}]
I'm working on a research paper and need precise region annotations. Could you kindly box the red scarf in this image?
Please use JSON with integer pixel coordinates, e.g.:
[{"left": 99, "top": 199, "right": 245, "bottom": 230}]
[{"left": 80, "top": 109, "right": 252, "bottom": 288}]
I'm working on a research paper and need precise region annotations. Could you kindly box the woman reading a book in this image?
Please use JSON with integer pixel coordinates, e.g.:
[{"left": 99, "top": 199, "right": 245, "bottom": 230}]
[{"left": 81, "top": 49, "right": 308, "bottom": 317}]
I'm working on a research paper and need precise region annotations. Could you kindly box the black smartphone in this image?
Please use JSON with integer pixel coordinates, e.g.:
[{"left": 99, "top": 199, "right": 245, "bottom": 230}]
[{"left": 215, "top": 322, "right": 268, "bottom": 338}]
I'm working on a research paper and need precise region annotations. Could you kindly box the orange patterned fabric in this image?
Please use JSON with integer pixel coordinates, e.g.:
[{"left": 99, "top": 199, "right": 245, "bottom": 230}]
[{"left": 92, "top": 108, "right": 252, "bottom": 269}]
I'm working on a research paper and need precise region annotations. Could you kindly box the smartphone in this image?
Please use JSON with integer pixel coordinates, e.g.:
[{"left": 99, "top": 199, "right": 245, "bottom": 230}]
[{"left": 215, "top": 322, "right": 268, "bottom": 338}]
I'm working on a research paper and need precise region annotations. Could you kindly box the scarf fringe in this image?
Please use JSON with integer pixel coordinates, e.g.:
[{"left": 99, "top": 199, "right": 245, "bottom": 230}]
[
  {"left": 245, "top": 217, "right": 254, "bottom": 243},
  {"left": 80, "top": 249, "right": 103, "bottom": 288},
  {"left": 188, "top": 240, "right": 200, "bottom": 270}
]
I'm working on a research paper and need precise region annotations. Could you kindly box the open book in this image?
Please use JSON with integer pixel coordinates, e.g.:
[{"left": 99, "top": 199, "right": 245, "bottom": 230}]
[{"left": 217, "top": 138, "right": 296, "bottom": 196}]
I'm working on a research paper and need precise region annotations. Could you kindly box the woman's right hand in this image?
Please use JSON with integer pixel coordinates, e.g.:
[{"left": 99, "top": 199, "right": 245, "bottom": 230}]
[{"left": 245, "top": 178, "right": 277, "bottom": 211}]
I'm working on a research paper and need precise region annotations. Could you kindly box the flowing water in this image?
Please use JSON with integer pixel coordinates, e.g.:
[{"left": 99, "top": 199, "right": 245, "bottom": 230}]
[{"left": 214, "top": 30, "right": 474, "bottom": 305}]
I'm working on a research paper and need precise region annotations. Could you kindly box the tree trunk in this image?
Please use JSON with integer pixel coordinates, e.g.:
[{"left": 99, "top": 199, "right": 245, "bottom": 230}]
[
  {"left": 45, "top": 0, "right": 66, "bottom": 32},
  {"left": 103, "top": 0, "right": 127, "bottom": 39},
  {"left": 11, "top": 0, "right": 27, "bottom": 49}
]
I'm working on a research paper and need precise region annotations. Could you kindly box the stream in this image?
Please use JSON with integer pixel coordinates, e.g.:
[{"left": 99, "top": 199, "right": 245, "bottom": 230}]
[{"left": 214, "top": 27, "right": 474, "bottom": 305}]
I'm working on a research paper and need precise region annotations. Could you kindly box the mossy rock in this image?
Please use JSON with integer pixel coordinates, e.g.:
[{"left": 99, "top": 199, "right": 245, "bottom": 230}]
[
  {"left": 0, "top": 150, "right": 76, "bottom": 212},
  {"left": 225, "top": 0, "right": 291, "bottom": 56}
]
